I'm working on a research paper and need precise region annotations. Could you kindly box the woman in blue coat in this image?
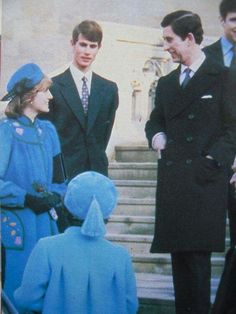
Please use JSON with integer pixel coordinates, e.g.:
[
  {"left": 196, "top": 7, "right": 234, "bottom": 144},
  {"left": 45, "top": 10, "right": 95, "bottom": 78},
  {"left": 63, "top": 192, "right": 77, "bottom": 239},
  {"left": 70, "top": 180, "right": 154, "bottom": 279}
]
[
  {"left": 0, "top": 63, "right": 67, "bottom": 306},
  {"left": 14, "top": 171, "right": 139, "bottom": 314}
]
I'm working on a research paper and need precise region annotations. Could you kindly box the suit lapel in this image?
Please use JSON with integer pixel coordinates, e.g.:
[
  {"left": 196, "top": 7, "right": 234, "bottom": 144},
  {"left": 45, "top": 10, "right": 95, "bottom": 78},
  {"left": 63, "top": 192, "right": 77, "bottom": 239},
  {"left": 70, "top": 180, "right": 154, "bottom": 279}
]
[
  {"left": 168, "top": 59, "right": 220, "bottom": 119},
  {"left": 58, "top": 69, "right": 86, "bottom": 129},
  {"left": 211, "top": 40, "right": 224, "bottom": 66},
  {"left": 204, "top": 39, "right": 224, "bottom": 66},
  {"left": 165, "top": 66, "right": 184, "bottom": 119},
  {"left": 87, "top": 73, "right": 104, "bottom": 134}
]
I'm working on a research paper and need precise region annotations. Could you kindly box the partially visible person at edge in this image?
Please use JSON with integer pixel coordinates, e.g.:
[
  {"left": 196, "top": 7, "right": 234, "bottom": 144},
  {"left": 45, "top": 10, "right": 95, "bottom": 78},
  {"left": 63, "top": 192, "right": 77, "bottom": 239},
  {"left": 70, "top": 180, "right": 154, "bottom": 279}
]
[
  {"left": 203, "top": 0, "right": 236, "bottom": 249},
  {"left": 0, "top": 63, "right": 67, "bottom": 308},
  {"left": 145, "top": 10, "right": 236, "bottom": 314},
  {"left": 40, "top": 20, "right": 119, "bottom": 180},
  {"left": 14, "top": 171, "right": 138, "bottom": 314},
  {"left": 203, "top": 1, "right": 236, "bottom": 313}
]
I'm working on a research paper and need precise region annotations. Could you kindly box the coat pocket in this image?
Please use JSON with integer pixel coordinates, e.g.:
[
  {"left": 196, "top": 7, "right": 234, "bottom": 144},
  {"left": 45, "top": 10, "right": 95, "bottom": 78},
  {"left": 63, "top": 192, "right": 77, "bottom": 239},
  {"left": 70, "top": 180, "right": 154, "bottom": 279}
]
[{"left": 194, "top": 157, "right": 221, "bottom": 186}]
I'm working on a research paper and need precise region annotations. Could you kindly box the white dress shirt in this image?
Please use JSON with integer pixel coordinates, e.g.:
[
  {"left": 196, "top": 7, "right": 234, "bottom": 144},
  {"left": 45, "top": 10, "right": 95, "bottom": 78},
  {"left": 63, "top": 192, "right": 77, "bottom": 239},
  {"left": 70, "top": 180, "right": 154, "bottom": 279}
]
[
  {"left": 179, "top": 52, "right": 206, "bottom": 85},
  {"left": 69, "top": 63, "right": 92, "bottom": 97}
]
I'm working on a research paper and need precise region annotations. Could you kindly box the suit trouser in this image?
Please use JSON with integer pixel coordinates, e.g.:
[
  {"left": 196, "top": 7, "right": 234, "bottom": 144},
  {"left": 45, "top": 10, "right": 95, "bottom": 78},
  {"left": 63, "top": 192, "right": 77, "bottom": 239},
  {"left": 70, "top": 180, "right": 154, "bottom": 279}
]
[
  {"left": 211, "top": 247, "right": 236, "bottom": 314},
  {"left": 171, "top": 251, "right": 211, "bottom": 314},
  {"left": 228, "top": 182, "right": 236, "bottom": 246}
]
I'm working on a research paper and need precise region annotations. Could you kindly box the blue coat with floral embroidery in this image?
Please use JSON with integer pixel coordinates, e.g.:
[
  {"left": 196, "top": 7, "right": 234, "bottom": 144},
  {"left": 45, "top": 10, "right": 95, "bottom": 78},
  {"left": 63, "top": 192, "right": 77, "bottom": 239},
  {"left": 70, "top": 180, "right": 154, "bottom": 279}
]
[{"left": 0, "top": 115, "right": 67, "bottom": 306}]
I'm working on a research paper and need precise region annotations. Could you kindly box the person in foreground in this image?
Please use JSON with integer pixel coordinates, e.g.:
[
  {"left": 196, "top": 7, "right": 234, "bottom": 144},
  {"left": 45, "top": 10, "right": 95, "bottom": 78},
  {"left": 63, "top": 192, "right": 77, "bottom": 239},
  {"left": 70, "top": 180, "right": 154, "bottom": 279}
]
[
  {"left": 14, "top": 171, "right": 139, "bottom": 314},
  {"left": 145, "top": 10, "right": 236, "bottom": 314},
  {"left": 0, "top": 63, "right": 67, "bottom": 306}
]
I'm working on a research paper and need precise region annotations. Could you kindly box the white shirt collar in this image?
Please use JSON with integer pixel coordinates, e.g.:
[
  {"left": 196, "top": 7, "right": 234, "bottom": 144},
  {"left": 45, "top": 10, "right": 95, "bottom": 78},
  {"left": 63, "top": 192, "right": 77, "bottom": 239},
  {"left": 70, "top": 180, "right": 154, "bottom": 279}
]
[
  {"left": 181, "top": 51, "right": 206, "bottom": 75},
  {"left": 70, "top": 63, "right": 93, "bottom": 83},
  {"left": 69, "top": 63, "right": 93, "bottom": 94}
]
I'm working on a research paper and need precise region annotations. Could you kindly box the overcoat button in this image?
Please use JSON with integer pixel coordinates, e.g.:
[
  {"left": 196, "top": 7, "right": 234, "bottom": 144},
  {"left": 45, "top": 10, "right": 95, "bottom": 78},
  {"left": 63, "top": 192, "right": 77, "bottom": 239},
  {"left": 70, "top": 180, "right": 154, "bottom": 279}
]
[
  {"left": 186, "top": 136, "right": 193, "bottom": 142},
  {"left": 166, "top": 161, "right": 173, "bottom": 166},
  {"left": 186, "top": 159, "right": 192, "bottom": 164},
  {"left": 188, "top": 113, "right": 195, "bottom": 120}
]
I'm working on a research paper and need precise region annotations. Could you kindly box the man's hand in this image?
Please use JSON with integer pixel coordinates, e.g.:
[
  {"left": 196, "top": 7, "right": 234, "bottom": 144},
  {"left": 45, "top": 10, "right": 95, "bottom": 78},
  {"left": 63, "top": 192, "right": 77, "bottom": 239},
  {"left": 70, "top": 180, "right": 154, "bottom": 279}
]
[
  {"left": 152, "top": 132, "right": 167, "bottom": 158},
  {"left": 230, "top": 173, "right": 236, "bottom": 187}
]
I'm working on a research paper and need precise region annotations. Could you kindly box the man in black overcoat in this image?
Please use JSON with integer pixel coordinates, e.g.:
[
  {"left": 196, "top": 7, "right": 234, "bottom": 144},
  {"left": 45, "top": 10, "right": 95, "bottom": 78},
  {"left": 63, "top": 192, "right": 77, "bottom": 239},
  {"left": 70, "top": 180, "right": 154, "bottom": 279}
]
[
  {"left": 42, "top": 20, "right": 119, "bottom": 180},
  {"left": 145, "top": 10, "right": 236, "bottom": 314}
]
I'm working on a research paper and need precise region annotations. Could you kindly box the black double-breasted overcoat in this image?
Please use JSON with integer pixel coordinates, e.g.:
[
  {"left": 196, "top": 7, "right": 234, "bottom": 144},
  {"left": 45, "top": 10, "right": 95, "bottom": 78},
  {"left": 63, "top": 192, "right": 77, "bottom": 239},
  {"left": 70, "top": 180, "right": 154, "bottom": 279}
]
[
  {"left": 42, "top": 69, "right": 119, "bottom": 179},
  {"left": 145, "top": 58, "right": 236, "bottom": 253}
]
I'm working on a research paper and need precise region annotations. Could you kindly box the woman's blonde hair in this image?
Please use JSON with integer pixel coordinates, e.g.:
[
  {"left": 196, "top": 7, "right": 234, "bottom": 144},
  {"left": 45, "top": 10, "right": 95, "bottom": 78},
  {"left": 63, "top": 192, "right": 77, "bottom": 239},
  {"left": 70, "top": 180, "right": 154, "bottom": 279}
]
[{"left": 5, "top": 76, "right": 52, "bottom": 118}]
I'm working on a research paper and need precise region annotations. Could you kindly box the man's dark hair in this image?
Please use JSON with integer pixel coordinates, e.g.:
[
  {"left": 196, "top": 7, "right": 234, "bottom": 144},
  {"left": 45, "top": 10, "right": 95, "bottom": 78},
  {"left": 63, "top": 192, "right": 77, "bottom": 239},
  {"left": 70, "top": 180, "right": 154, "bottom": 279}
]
[
  {"left": 220, "top": 0, "right": 236, "bottom": 19},
  {"left": 161, "top": 10, "right": 204, "bottom": 45},
  {"left": 72, "top": 20, "right": 103, "bottom": 45}
]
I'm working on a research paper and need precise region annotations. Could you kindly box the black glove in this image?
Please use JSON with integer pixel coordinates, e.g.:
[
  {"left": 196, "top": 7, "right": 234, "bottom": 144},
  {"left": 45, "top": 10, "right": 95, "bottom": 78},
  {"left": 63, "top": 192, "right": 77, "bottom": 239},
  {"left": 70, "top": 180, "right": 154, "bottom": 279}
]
[{"left": 24, "top": 193, "right": 62, "bottom": 215}]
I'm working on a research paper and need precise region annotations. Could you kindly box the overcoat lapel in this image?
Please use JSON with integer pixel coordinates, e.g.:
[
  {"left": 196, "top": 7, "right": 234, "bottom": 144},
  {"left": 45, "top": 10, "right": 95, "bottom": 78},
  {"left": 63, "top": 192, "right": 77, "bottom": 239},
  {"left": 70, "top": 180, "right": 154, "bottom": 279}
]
[
  {"left": 87, "top": 73, "right": 104, "bottom": 134},
  {"left": 168, "top": 59, "right": 221, "bottom": 119},
  {"left": 58, "top": 69, "right": 86, "bottom": 129}
]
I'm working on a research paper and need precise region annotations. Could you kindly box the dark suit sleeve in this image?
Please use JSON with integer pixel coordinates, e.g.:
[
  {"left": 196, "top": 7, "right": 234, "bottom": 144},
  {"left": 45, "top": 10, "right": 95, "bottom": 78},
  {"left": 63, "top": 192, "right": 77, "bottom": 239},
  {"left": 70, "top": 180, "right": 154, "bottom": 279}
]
[
  {"left": 104, "top": 83, "right": 119, "bottom": 147},
  {"left": 208, "top": 69, "right": 236, "bottom": 166},
  {"left": 145, "top": 78, "right": 166, "bottom": 148}
]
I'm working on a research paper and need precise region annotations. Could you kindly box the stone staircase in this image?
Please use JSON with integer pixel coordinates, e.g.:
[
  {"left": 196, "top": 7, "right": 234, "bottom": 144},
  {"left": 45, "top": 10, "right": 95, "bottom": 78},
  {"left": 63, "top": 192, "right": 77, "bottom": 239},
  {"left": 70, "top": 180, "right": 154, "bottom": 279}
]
[{"left": 107, "top": 145, "right": 228, "bottom": 314}]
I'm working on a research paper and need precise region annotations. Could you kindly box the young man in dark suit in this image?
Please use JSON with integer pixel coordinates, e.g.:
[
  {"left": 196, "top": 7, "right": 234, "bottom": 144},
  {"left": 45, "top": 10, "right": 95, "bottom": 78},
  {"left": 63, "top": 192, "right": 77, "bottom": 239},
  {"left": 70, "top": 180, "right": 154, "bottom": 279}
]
[
  {"left": 43, "top": 20, "right": 119, "bottom": 180},
  {"left": 145, "top": 10, "right": 236, "bottom": 314}
]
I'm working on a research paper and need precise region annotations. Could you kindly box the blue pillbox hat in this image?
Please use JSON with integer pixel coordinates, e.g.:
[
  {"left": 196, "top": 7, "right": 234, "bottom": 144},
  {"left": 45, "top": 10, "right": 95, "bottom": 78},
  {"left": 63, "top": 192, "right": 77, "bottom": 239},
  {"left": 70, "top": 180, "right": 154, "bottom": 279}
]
[
  {"left": 64, "top": 171, "right": 118, "bottom": 237},
  {"left": 2, "top": 63, "right": 44, "bottom": 101}
]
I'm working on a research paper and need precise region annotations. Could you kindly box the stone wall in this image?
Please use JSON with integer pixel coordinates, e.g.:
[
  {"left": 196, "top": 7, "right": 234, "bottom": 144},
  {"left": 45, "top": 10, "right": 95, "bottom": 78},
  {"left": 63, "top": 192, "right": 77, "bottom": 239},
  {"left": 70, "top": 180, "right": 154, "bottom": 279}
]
[
  {"left": 1, "top": 0, "right": 221, "bottom": 158},
  {"left": 1, "top": 0, "right": 221, "bottom": 93}
]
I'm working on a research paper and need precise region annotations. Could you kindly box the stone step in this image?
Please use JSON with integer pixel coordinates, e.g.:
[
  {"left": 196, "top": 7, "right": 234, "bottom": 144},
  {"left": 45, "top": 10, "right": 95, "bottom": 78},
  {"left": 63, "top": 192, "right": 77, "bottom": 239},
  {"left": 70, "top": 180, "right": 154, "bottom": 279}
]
[
  {"left": 133, "top": 253, "right": 173, "bottom": 275},
  {"left": 136, "top": 273, "right": 220, "bottom": 314},
  {"left": 107, "top": 215, "right": 155, "bottom": 235},
  {"left": 109, "top": 162, "right": 157, "bottom": 180},
  {"left": 114, "top": 180, "right": 156, "bottom": 198},
  {"left": 106, "top": 234, "right": 230, "bottom": 256},
  {"left": 106, "top": 233, "right": 152, "bottom": 255},
  {"left": 133, "top": 254, "right": 226, "bottom": 278},
  {"left": 108, "top": 213, "right": 231, "bottom": 237},
  {"left": 115, "top": 198, "right": 156, "bottom": 216},
  {"left": 106, "top": 234, "right": 229, "bottom": 276},
  {"left": 115, "top": 145, "right": 157, "bottom": 163}
]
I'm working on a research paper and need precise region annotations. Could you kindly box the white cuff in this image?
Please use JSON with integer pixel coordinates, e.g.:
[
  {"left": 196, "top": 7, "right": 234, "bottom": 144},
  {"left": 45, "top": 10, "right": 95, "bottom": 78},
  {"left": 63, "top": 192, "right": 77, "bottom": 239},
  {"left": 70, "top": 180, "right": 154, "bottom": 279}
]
[{"left": 152, "top": 132, "right": 167, "bottom": 151}]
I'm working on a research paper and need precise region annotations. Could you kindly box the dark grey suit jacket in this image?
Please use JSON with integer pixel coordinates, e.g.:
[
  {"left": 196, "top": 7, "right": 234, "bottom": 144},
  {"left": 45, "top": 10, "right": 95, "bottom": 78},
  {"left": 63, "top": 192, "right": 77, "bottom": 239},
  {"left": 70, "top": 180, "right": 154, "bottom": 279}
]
[
  {"left": 203, "top": 39, "right": 224, "bottom": 66},
  {"left": 43, "top": 68, "right": 119, "bottom": 179}
]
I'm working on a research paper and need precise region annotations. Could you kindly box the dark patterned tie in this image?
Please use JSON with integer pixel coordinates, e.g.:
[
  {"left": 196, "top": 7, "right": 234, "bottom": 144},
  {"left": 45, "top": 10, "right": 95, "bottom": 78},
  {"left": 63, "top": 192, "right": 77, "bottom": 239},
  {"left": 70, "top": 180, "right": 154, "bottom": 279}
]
[
  {"left": 81, "top": 76, "right": 89, "bottom": 114},
  {"left": 230, "top": 45, "right": 236, "bottom": 69},
  {"left": 181, "top": 68, "right": 191, "bottom": 88}
]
